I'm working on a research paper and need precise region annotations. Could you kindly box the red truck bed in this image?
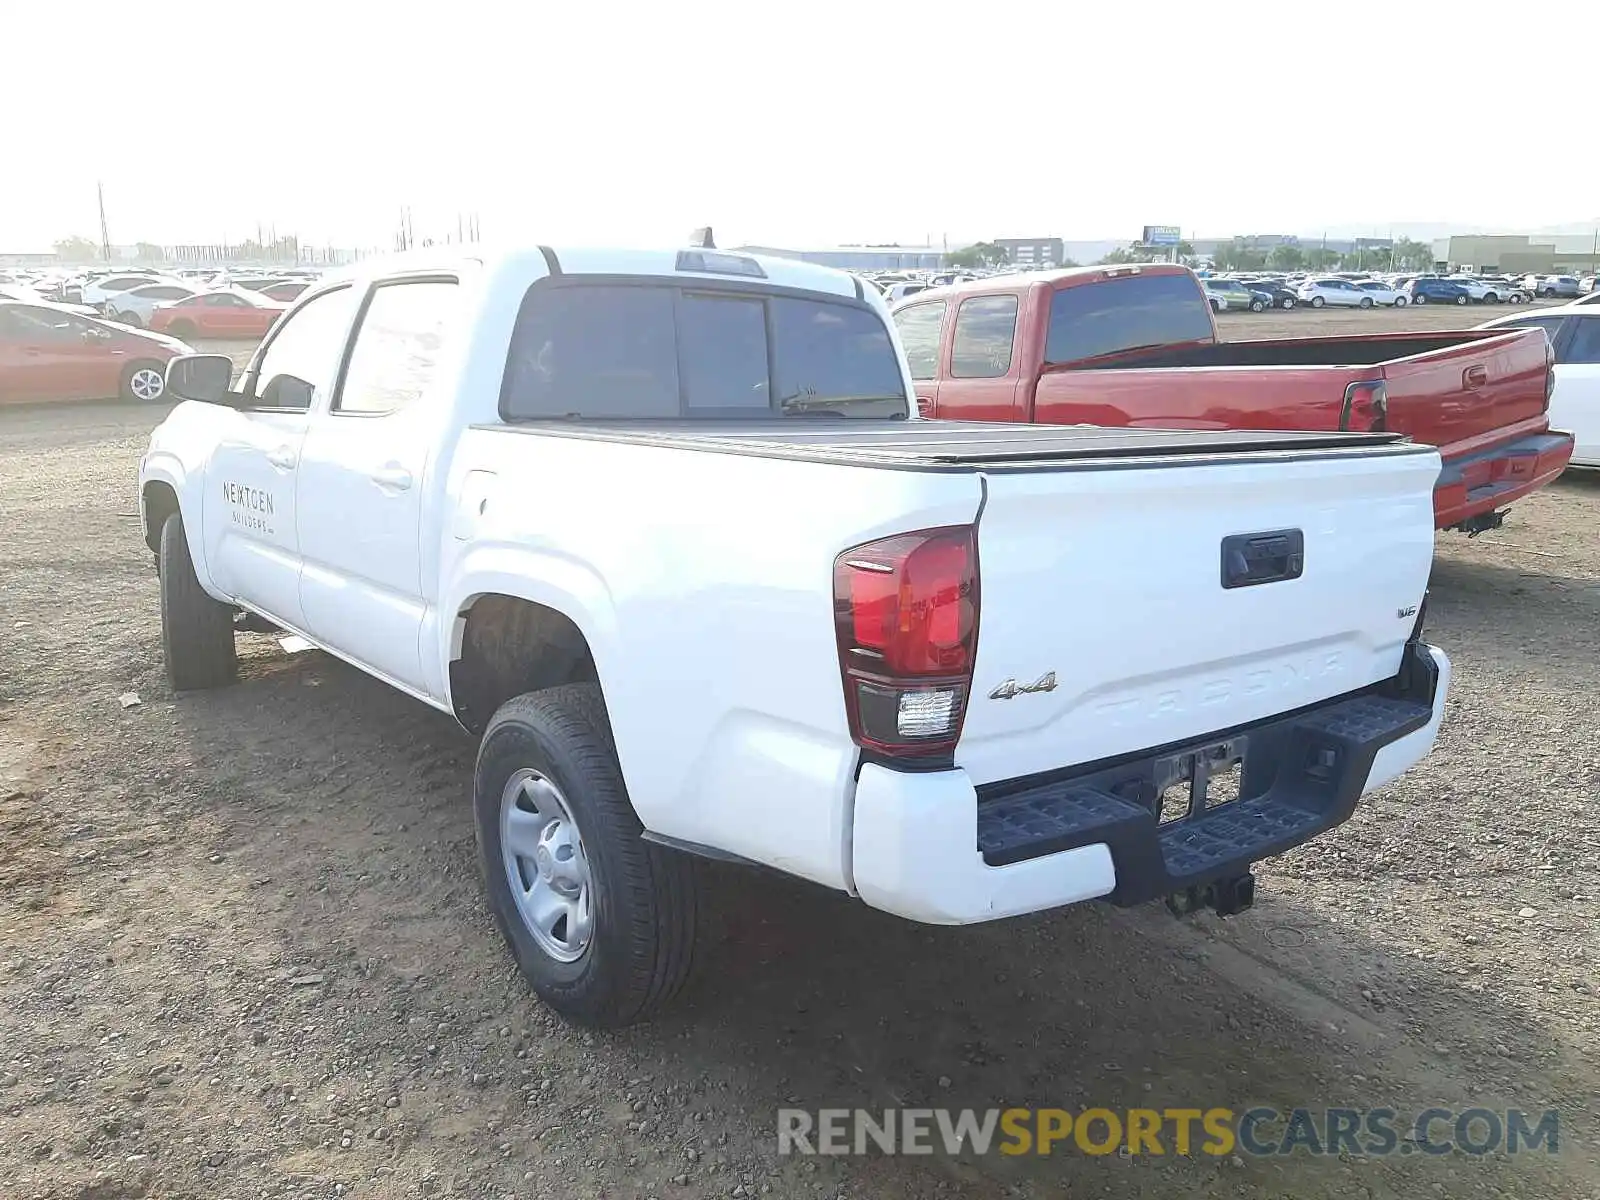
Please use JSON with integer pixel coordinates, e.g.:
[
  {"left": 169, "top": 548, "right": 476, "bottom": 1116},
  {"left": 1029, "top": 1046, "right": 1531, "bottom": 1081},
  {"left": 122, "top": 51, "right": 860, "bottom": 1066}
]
[{"left": 892, "top": 266, "right": 1573, "bottom": 532}]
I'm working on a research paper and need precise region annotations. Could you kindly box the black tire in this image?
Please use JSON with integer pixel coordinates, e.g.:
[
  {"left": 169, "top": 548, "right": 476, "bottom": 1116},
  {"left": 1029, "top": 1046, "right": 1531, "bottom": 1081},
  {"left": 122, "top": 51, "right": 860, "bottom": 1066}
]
[
  {"left": 475, "top": 684, "right": 698, "bottom": 1027},
  {"left": 1281, "top": 297, "right": 1295, "bottom": 309},
  {"left": 1209, "top": 298, "right": 1221, "bottom": 313},
  {"left": 1359, "top": 297, "right": 1373, "bottom": 309},
  {"left": 120, "top": 360, "right": 166, "bottom": 403},
  {"left": 159, "top": 514, "right": 236, "bottom": 690},
  {"left": 1310, "top": 295, "right": 1325, "bottom": 308},
  {"left": 168, "top": 318, "right": 197, "bottom": 339},
  {"left": 116, "top": 309, "right": 143, "bottom": 327},
  {"left": 1413, "top": 294, "right": 1427, "bottom": 305},
  {"left": 1456, "top": 294, "right": 1469, "bottom": 305},
  {"left": 1250, "top": 299, "right": 1265, "bottom": 312},
  {"left": 1395, "top": 296, "right": 1408, "bottom": 307}
]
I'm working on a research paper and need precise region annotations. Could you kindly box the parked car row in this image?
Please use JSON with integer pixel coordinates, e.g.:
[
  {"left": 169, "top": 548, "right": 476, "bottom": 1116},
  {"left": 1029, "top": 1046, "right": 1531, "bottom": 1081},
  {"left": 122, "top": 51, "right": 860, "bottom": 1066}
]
[
  {"left": 1479, "top": 302, "right": 1600, "bottom": 467},
  {"left": 1201, "top": 270, "right": 1542, "bottom": 312}
]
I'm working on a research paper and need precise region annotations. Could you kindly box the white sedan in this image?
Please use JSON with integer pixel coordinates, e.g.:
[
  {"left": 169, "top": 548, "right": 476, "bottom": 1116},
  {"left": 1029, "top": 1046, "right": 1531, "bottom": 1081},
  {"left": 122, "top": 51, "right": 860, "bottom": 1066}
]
[
  {"left": 1355, "top": 281, "right": 1407, "bottom": 307},
  {"left": 1296, "top": 278, "right": 1376, "bottom": 308}
]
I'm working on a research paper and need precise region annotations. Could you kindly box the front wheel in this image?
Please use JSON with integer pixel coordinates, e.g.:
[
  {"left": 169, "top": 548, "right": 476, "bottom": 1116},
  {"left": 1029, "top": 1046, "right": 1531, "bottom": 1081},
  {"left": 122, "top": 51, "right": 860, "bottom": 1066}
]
[
  {"left": 159, "top": 514, "right": 237, "bottom": 690},
  {"left": 121, "top": 360, "right": 166, "bottom": 403},
  {"left": 1456, "top": 294, "right": 1469, "bottom": 305},
  {"left": 1209, "top": 298, "right": 1221, "bottom": 313},
  {"left": 1310, "top": 296, "right": 1325, "bottom": 308},
  {"left": 1413, "top": 294, "right": 1427, "bottom": 305},
  {"left": 1250, "top": 299, "right": 1265, "bottom": 312},
  {"left": 1281, "top": 297, "right": 1295, "bottom": 309},
  {"left": 167, "top": 318, "right": 197, "bottom": 340},
  {"left": 475, "top": 684, "right": 699, "bottom": 1027},
  {"left": 1394, "top": 296, "right": 1408, "bottom": 307}
]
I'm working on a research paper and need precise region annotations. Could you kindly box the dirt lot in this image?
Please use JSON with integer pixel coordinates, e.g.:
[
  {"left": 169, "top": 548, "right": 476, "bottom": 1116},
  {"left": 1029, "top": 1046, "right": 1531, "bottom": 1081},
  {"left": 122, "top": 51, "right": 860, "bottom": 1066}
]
[{"left": 3, "top": 305, "right": 1599, "bottom": 1199}]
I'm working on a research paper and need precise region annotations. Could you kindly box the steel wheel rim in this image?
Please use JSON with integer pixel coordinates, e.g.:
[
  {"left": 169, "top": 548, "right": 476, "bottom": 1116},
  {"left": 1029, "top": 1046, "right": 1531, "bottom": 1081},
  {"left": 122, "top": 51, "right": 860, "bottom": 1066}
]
[
  {"left": 130, "top": 368, "right": 164, "bottom": 400},
  {"left": 500, "top": 768, "right": 594, "bottom": 963}
]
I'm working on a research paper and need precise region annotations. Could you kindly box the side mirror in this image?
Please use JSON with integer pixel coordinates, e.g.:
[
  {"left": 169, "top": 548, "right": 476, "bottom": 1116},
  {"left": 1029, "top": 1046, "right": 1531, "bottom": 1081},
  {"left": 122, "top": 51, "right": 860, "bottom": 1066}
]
[{"left": 165, "top": 354, "right": 235, "bottom": 404}]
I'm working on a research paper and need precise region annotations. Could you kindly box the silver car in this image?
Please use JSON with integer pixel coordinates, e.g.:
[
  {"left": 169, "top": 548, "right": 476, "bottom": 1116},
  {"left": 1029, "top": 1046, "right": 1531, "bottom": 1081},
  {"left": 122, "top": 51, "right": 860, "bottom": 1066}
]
[{"left": 105, "top": 282, "right": 197, "bottom": 327}]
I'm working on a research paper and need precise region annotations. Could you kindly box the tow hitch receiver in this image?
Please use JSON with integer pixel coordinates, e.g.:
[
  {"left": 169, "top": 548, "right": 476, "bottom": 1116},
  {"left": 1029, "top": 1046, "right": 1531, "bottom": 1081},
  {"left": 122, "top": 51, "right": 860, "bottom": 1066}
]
[
  {"left": 1453, "top": 508, "right": 1508, "bottom": 537},
  {"left": 1166, "top": 871, "right": 1256, "bottom": 919}
]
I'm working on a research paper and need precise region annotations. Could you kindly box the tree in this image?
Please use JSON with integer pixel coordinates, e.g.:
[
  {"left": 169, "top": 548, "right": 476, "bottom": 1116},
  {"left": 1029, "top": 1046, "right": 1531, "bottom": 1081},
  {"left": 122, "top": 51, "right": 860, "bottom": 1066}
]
[
  {"left": 1175, "top": 240, "right": 1194, "bottom": 259},
  {"left": 1303, "top": 247, "right": 1340, "bottom": 271},
  {"left": 1097, "top": 247, "right": 1141, "bottom": 265},
  {"left": 1268, "top": 244, "right": 1304, "bottom": 271},
  {"left": 1390, "top": 237, "right": 1434, "bottom": 270},
  {"left": 945, "top": 241, "right": 1009, "bottom": 269},
  {"left": 53, "top": 235, "right": 100, "bottom": 263}
]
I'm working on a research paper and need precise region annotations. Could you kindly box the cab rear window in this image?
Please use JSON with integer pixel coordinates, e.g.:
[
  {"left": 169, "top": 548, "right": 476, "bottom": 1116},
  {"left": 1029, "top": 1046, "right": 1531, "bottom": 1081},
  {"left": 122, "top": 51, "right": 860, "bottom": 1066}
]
[
  {"left": 500, "top": 282, "right": 908, "bottom": 420},
  {"left": 1045, "top": 273, "right": 1216, "bottom": 366}
]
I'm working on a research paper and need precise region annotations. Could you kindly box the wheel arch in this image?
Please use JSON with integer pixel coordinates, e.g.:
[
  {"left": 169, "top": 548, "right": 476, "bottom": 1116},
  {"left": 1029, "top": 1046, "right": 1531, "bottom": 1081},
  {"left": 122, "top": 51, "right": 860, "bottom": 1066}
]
[{"left": 444, "top": 563, "right": 621, "bottom": 736}]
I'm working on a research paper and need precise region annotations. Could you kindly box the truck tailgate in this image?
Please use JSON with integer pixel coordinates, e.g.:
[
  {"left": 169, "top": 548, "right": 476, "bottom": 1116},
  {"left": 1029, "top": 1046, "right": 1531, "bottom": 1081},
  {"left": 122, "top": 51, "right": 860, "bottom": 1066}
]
[
  {"left": 1379, "top": 327, "right": 1550, "bottom": 455},
  {"left": 958, "top": 442, "right": 1440, "bottom": 787}
]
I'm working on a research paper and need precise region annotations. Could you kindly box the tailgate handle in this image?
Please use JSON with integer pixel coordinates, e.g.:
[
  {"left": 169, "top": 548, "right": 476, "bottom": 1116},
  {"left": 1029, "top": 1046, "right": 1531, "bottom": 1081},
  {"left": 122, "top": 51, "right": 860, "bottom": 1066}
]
[
  {"left": 1221, "top": 529, "right": 1304, "bottom": 590},
  {"left": 1464, "top": 365, "right": 1488, "bottom": 388}
]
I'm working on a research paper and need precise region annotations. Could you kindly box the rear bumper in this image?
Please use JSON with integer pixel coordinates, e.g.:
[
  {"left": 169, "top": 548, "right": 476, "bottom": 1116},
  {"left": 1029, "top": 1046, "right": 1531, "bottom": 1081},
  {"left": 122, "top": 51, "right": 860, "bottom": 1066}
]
[
  {"left": 1433, "top": 431, "right": 1573, "bottom": 529},
  {"left": 850, "top": 644, "right": 1449, "bottom": 925}
]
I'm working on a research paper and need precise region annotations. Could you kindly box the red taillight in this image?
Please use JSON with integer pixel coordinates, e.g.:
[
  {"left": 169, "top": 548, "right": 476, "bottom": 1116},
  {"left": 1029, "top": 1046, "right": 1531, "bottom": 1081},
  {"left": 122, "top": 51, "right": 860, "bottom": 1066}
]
[
  {"left": 833, "top": 526, "right": 979, "bottom": 759},
  {"left": 1342, "top": 381, "right": 1388, "bottom": 432}
]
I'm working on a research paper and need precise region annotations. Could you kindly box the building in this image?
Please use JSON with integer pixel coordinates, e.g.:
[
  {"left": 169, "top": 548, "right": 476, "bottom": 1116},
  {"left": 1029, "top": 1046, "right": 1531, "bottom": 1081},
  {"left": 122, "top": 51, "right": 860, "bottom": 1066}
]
[
  {"left": 994, "top": 237, "right": 1065, "bottom": 268},
  {"left": 731, "top": 244, "right": 944, "bottom": 271},
  {"left": 1431, "top": 233, "right": 1600, "bottom": 274}
]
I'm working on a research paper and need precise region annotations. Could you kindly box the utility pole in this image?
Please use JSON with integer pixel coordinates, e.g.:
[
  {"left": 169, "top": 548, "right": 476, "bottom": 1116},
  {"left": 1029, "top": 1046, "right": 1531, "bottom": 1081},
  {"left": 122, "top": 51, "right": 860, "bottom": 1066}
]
[{"left": 97, "top": 181, "right": 111, "bottom": 261}]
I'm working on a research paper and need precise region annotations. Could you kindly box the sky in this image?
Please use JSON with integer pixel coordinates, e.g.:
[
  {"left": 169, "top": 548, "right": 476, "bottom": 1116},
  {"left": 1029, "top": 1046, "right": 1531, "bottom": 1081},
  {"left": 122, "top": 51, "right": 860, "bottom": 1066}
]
[{"left": 5, "top": 0, "right": 1598, "bottom": 254}]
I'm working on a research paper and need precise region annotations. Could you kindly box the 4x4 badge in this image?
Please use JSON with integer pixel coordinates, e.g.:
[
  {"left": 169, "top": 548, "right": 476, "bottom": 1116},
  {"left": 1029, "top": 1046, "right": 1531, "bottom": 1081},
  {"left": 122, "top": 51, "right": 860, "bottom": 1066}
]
[{"left": 989, "top": 672, "right": 1058, "bottom": 701}]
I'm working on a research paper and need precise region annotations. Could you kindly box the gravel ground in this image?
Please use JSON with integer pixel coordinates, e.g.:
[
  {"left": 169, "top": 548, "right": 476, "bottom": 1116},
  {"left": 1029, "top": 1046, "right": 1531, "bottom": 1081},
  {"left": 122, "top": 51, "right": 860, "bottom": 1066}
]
[{"left": 2, "top": 312, "right": 1598, "bottom": 1198}]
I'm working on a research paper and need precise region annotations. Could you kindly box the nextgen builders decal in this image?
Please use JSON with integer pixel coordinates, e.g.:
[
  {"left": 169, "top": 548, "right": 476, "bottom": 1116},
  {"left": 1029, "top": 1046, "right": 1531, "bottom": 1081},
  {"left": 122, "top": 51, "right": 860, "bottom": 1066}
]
[
  {"left": 222, "top": 480, "right": 276, "bottom": 535},
  {"left": 777, "top": 1107, "right": 1560, "bottom": 1159}
]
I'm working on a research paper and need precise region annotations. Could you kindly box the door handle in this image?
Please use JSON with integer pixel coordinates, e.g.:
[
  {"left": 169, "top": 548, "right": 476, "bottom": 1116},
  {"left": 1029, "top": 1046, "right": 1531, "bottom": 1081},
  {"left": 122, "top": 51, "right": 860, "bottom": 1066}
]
[
  {"left": 1463, "top": 365, "right": 1488, "bottom": 389},
  {"left": 370, "top": 465, "right": 413, "bottom": 492},
  {"left": 266, "top": 446, "right": 297, "bottom": 470}
]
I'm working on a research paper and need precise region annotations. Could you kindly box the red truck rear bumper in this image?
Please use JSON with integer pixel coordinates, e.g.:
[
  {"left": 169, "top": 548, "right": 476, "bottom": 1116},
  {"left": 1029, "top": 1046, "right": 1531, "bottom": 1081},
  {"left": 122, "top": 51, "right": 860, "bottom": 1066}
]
[{"left": 1433, "top": 430, "right": 1574, "bottom": 531}]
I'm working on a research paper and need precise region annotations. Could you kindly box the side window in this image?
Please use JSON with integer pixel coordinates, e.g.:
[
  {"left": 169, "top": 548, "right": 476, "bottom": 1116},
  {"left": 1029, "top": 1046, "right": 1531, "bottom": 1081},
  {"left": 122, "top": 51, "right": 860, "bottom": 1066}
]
[
  {"left": 334, "top": 279, "right": 458, "bottom": 415},
  {"left": 950, "top": 296, "right": 1018, "bottom": 379},
  {"left": 1560, "top": 318, "right": 1600, "bottom": 365},
  {"left": 248, "top": 285, "right": 360, "bottom": 410},
  {"left": 891, "top": 302, "right": 946, "bottom": 380}
]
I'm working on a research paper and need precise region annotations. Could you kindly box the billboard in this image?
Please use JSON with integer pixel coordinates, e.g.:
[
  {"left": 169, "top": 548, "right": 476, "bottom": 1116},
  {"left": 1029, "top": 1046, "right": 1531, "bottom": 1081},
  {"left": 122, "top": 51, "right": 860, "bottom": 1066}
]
[{"left": 1142, "top": 225, "right": 1182, "bottom": 246}]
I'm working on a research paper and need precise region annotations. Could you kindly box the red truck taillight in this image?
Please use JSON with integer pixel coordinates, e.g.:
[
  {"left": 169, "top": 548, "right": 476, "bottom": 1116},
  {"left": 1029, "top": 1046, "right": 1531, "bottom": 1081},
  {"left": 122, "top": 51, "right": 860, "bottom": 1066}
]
[
  {"left": 833, "top": 527, "right": 979, "bottom": 760},
  {"left": 1341, "top": 381, "right": 1388, "bottom": 432}
]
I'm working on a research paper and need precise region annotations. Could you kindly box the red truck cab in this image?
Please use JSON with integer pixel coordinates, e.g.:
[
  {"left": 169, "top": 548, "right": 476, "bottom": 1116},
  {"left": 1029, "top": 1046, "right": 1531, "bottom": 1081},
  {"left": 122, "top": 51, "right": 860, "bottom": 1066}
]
[{"left": 892, "top": 265, "right": 1573, "bottom": 532}]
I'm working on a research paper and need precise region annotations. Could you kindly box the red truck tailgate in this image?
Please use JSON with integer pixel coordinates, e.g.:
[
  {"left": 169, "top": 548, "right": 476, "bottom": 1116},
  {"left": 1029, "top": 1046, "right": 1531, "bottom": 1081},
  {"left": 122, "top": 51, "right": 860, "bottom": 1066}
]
[{"left": 1379, "top": 328, "right": 1548, "bottom": 454}]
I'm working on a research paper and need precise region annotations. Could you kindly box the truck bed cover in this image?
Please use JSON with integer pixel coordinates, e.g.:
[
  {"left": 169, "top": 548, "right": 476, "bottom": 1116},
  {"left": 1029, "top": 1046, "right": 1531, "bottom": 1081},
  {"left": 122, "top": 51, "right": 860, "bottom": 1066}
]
[{"left": 487, "top": 419, "right": 1421, "bottom": 473}]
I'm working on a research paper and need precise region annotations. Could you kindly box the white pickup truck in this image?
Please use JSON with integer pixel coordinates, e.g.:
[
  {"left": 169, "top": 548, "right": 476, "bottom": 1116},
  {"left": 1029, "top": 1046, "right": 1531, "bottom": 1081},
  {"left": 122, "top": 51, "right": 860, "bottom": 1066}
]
[{"left": 139, "top": 244, "right": 1451, "bottom": 1026}]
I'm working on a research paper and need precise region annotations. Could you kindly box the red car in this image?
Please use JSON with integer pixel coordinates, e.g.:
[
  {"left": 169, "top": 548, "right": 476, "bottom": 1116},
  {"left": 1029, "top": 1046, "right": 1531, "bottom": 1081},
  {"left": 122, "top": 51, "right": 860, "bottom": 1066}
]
[
  {"left": 0, "top": 299, "right": 192, "bottom": 404},
  {"left": 148, "top": 290, "right": 287, "bottom": 340}
]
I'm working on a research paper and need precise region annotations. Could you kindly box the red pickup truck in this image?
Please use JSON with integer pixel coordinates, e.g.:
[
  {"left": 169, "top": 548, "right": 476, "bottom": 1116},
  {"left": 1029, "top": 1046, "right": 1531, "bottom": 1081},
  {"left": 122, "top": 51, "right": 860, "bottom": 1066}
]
[{"left": 890, "top": 264, "right": 1573, "bottom": 532}]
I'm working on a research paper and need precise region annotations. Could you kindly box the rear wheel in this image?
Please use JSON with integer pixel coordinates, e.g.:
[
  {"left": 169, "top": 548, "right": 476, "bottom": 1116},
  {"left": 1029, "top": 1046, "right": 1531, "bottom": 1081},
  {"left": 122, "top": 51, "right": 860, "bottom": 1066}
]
[
  {"left": 1209, "top": 298, "right": 1221, "bottom": 313},
  {"left": 116, "top": 310, "right": 143, "bottom": 327},
  {"left": 1359, "top": 297, "right": 1373, "bottom": 309},
  {"left": 1394, "top": 296, "right": 1408, "bottom": 307},
  {"left": 1456, "top": 294, "right": 1469, "bottom": 305},
  {"left": 167, "top": 318, "right": 197, "bottom": 339},
  {"left": 475, "top": 684, "right": 699, "bottom": 1027},
  {"left": 1413, "top": 294, "right": 1427, "bottom": 305},
  {"left": 159, "top": 514, "right": 237, "bottom": 690},
  {"left": 1310, "top": 295, "right": 1325, "bottom": 308},
  {"left": 1249, "top": 299, "right": 1265, "bottom": 312},
  {"left": 121, "top": 360, "right": 166, "bottom": 403},
  {"left": 1281, "top": 297, "right": 1295, "bottom": 309}
]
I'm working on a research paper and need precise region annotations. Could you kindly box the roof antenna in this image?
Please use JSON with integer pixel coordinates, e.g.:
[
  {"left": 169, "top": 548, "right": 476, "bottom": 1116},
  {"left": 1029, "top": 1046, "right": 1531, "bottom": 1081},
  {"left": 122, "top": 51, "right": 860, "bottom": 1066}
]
[{"left": 689, "top": 226, "right": 715, "bottom": 249}]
